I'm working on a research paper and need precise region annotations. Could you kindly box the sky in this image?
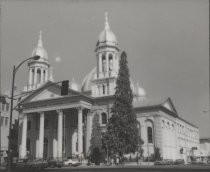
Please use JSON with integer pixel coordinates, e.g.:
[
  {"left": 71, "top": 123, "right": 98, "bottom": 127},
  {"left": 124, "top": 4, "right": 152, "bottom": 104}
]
[{"left": 0, "top": 0, "right": 209, "bottom": 137}]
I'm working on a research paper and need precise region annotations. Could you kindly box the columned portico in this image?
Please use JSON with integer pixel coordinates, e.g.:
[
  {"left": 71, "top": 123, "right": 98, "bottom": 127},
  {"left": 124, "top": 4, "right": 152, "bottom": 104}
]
[
  {"left": 20, "top": 91, "right": 93, "bottom": 160},
  {"left": 77, "top": 107, "right": 83, "bottom": 156},
  {"left": 57, "top": 109, "right": 63, "bottom": 159},
  {"left": 20, "top": 114, "right": 28, "bottom": 159},
  {"left": 38, "top": 112, "right": 44, "bottom": 158},
  {"left": 106, "top": 54, "right": 109, "bottom": 77}
]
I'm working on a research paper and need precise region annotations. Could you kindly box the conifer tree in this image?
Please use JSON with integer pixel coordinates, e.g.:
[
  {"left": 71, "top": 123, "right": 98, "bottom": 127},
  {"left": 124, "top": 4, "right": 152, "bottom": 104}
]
[{"left": 103, "top": 51, "right": 139, "bottom": 157}]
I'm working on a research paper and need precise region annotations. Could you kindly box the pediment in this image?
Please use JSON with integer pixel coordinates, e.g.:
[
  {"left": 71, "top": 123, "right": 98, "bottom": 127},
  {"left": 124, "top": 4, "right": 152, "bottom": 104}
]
[
  {"left": 20, "top": 81, "right": 80, "bottom": 104},
  {"left": 162, "top": 98, "right": 177, "bottom": 114},
  {"left": 30, "top": 87, "right": 61, "bottom": 102}
]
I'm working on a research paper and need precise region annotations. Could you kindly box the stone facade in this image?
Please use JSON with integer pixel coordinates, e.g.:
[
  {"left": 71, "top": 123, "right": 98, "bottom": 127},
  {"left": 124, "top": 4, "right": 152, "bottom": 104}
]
[{"left": 17, "top": 13, "right": 200, "bottom": 162}]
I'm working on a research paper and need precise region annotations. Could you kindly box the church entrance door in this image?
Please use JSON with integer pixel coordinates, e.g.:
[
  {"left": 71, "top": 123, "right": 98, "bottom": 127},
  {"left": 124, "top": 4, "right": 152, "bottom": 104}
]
[{"left": 43, "top": 137, "right": 48, "bottom": 159}]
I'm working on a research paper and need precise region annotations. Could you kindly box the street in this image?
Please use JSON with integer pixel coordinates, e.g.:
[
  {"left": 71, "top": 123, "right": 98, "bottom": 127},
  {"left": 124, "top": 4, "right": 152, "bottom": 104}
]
[
  {"left": 1, "top": 165, "right": 210, "bottom": 172},
  {"left": 3, "top": 165, "right": 209, "bottom": 172},
  {"left": 45, "top": 165, "right": 210, "bottom": 172}
]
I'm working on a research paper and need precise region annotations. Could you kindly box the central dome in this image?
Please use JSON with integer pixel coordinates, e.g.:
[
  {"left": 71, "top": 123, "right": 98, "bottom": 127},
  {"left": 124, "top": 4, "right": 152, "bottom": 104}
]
[
  {"left": 97, "top": 12, "right": 118, "bottom": 47},
  {"left": 81, "top": 67, "right": 96, "bottom": 92},
  {"left": 81, "top": 67, "right": 138, "bottom": 95}
]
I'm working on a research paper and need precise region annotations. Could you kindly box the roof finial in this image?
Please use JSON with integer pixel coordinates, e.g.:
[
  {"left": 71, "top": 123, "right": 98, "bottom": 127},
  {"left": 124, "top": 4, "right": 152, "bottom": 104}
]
[
  {"left": 49, "top": 67, "right": 54, "bottom": 82},
  {"left": 38, "top": 30, "right": 43, "bottom": 47},
  {"left": 105, "top": 11, "right": 110, "bottom": 30}
]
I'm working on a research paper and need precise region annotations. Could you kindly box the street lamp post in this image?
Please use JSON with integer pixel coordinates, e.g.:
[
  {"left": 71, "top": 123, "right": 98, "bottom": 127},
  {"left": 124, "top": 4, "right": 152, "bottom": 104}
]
[{"left": 7, "top": 55, "right": 40, "bottom": 172}]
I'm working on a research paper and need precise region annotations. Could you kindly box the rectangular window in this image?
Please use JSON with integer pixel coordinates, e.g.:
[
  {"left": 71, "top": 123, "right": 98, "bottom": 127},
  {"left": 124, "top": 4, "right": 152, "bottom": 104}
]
[
  {"left": 27, "top": 121, "right": 31, "bottom": 130},
  {"left": 1, "top": 117, "right": 4, "bottom": 126},
  {"left": 36, "top": 116, "right": 39, "bottom": 130},
  {"left": 5, "top": 117, "right": 8, "bottom": 126},
  {"left": 6, "top": 103, "right": 9, "bottom": 111},
  {"left": 2, "top": 104, "right": 5, "bottom": 111},
  {"left": 54, "top": 116, "right": 58, "bottom": 129}
]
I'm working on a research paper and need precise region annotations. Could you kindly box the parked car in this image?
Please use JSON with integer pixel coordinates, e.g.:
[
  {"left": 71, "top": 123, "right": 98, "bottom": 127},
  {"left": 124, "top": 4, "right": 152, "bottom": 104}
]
[
  {"left": 48, "top": 159, "right": 63, "bottom": 168},
  {"left": 16, "top": 159, "right": 48, "bottom": 171},
  {"left": 163, "top": 159, "right": 174, "bottom": 165},
  {"left": 29, "top": 159, "right": 48, "bottom": 170},
  {"left": 63, "top": 158, "right": 81, "bottom": 167},
  {"left": 191, "top": 161, "right": 205, "bottom": 165},
  {"left": 154, "top": 160, "right": 163, "bottom": 165},
  {"left": 174, "top": 159, "right": 185, "bottom": 165}
]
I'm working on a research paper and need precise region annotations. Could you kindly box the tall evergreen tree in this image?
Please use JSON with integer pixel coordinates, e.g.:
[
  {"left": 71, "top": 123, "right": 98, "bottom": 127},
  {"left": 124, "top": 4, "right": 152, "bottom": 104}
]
[{"left": 103, "top": 51, "right": 139, "bottom": 157}]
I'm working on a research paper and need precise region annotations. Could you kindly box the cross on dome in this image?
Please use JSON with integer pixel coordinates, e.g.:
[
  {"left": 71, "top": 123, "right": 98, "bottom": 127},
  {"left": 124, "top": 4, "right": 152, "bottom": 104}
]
[
  {"left": 31, "top": 30, "right": 49, "bottom": 60},
  {"left": 104, "top": 12, "right": 110, "bottom": 30},
  {"left": 38, "top": 30, "right": 43, "bottom": 47}
]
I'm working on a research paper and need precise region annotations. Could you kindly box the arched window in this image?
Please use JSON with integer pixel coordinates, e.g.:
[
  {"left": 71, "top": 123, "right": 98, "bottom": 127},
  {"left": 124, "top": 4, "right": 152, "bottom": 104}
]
[
  {"left": 102, "top": 85, "right": 105, "bottom": 95},
  {"left": 109, "top": 54, "right": 113, "bottom": 71},
  {"left": 76, "top": 140, "right": 78, "bottom": 152},
  {"left": 102, "top": 54, "right": 106, "bottom": 72},
  {"left": 27, "top": 120, "right": 31, "bottom": 130},
  {"left": 137, "top": 122, "right": 141, "bottom": 136},
  {"left": 43, "top": 70, "right": 46, "bottom": 82},
  {"left": 37, "top": 68, "right": 41, "bottom": 84},
  {"left": 32, "top": 68, "right": 34, "bottom": 85},
  {"left": 26, "top": 138, "right": 30, "bottom": 151},
  {"left": 147, "top": 127, "right": 153, "bottom": 143},
  {"left": 2, "top": 103, "right": 6, "bottom": 111},
  {"left": 101, "top": 112, "right": 107, "bottom": 124}
]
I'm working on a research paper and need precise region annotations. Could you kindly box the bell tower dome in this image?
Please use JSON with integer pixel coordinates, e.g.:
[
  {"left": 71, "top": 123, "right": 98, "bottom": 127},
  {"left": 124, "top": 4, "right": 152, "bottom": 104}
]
[
  {"left": 26, "top": 31, "right": 50, "bottom": 91},
  {"left": 92, "top": 12, "right": 120, "bottom": 97}
]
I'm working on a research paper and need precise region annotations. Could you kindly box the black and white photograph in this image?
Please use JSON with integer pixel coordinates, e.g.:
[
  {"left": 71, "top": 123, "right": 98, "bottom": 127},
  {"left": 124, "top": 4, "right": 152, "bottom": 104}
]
[{"left": 0, "top": 0, "right": 209, "bottom": 172}]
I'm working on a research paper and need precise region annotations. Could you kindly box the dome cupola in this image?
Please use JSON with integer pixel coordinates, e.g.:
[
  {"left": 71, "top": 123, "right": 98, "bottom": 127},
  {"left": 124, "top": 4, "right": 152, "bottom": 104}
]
[
  {"left": 25, "top": 31, "right": 50, "bottom": 91},
  {"left": 96, "top": 12, "right": 118, "bottom": 51},
  {"left": 31, "top": 31, "right": 49, "bottom": 62}
]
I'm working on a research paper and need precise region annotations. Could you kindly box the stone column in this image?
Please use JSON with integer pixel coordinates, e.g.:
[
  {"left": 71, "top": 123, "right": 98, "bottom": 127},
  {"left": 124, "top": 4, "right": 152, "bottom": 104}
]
[
  {"left": 28, "top": 68, "right": 33, "bottom": 89},
  {"left": 57, "top": 110, "right": 63, "bottom": 159},
  {"left": 38, "top": 112, "right": 44, "bottom": 158},
  {"left": 98, "top": 85, "right": 101, "bottom": 96},
  {"left": 99, "top": 55, "right": 102, "bottom": 78},
  {"left": 34, "top": 68, "right": 38, "bottom": 89},
  {"left": 53, "top": 138, "right": 57, "bottom": 159},
  {"left": 86, "top": 111, "right": 92, "bottom": 156},
  {"left": 96, "top": 54, "right": 99, "bottom": 78},
  {"left": 40, "top": 68, "right": 44, "bottom": 84},
  {"left": 106, "top": 54, "right": 109, "bottom": 77},
  {"left": 45, "top": 69, "right": 48, "bottom": 82},
  {"left": 20, "top": 114, "right": 28, "bottom": 159},
  {"left": 72, "top": 129, "right": 77, "bottom": 156},
  {"left": 53, "top": 113, "right": 58, "bottom": 159},
  {"left": 77, "top": 107, "right": 83, "bottom": 156},
  {"left": 106, "top": 84, "right": 109, "bottom": 95},
  {"left": 35, "top": 139, "right": 39, "bottom": 158}
]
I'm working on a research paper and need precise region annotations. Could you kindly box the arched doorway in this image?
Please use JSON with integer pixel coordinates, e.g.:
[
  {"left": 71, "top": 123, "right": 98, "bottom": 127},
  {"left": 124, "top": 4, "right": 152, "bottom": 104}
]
[{"left": 43, "top": 137, "right": 48, "bottom": 159}]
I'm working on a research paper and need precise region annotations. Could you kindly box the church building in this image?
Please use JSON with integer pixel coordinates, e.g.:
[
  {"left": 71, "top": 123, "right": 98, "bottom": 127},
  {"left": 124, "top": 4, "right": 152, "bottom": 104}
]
[{"left": 17, "top": 13, "right": 200, "bottom": 163}]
